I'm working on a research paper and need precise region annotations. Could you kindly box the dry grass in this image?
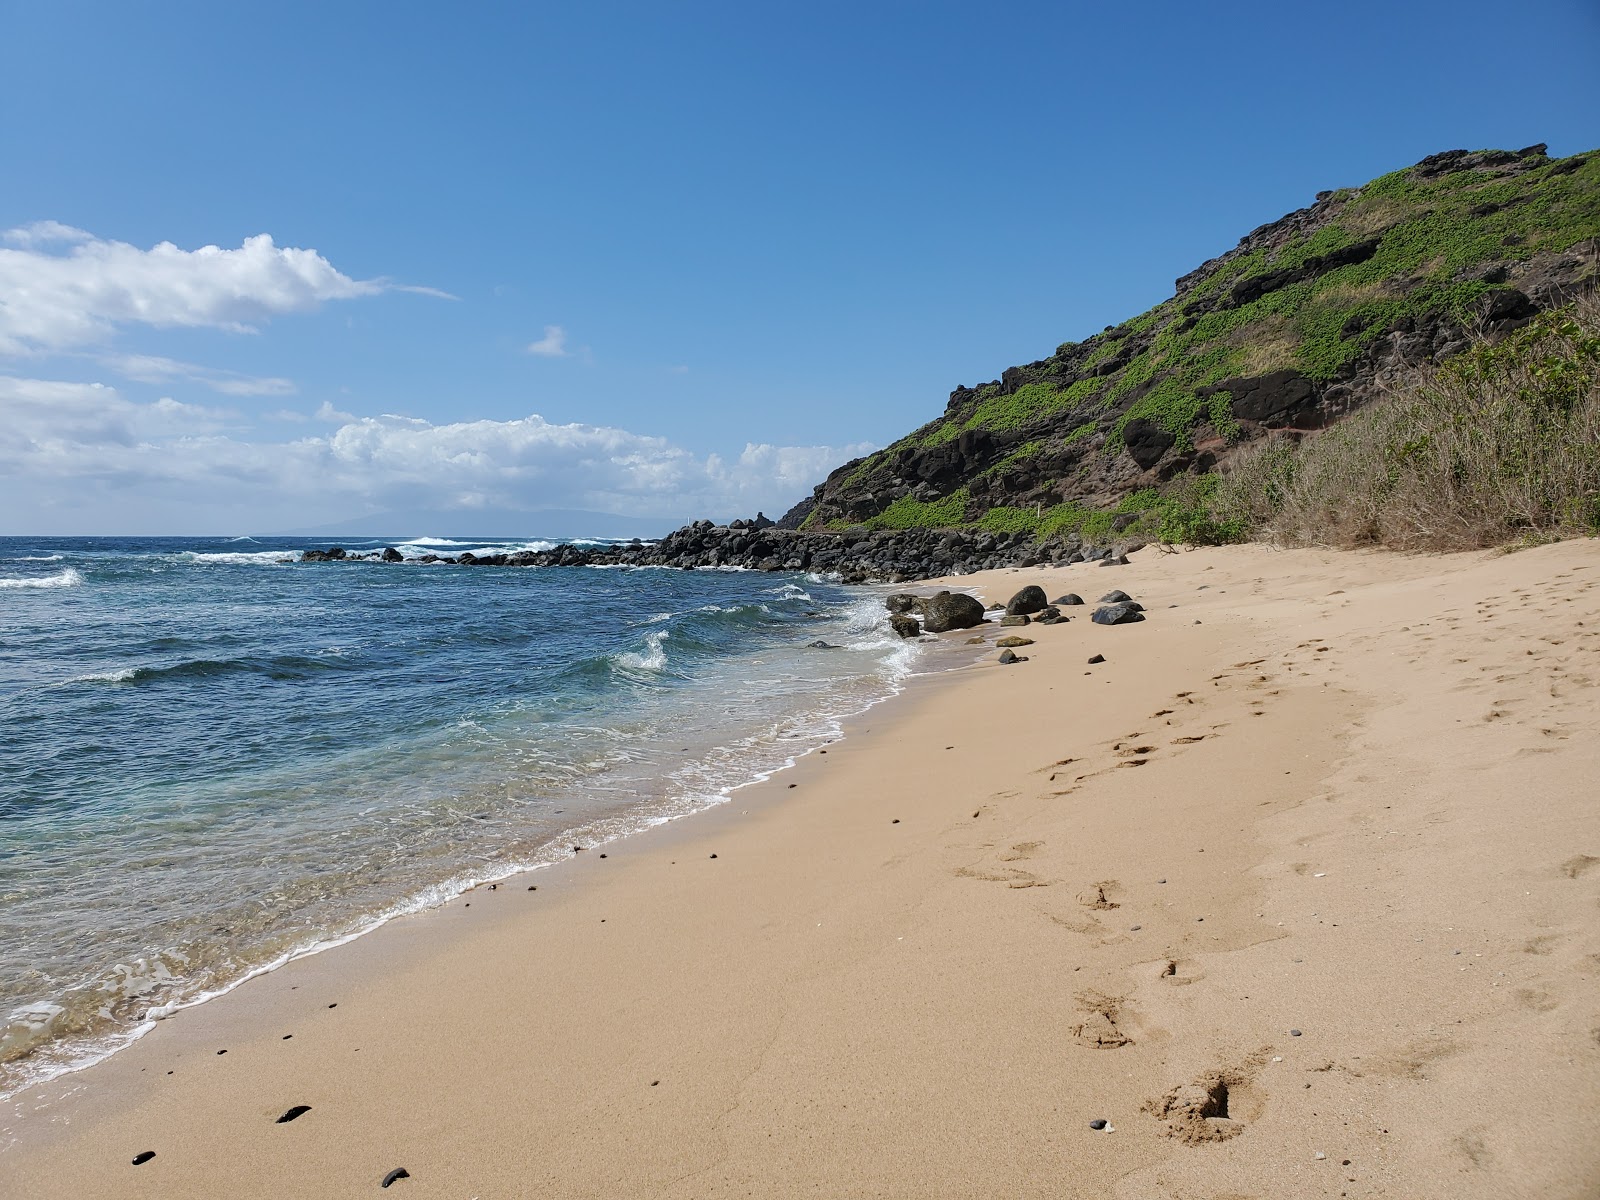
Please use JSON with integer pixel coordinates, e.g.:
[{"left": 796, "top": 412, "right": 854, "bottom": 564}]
[
  {"left": 1215, "top": 295, "right": 1600, "bottom": 551},
  {"left": 1341, "top": 195, "right": 1419, "bottom": 238},
  {"left": 1227, "top": 316, "right": 1300, "bottom": 376}
]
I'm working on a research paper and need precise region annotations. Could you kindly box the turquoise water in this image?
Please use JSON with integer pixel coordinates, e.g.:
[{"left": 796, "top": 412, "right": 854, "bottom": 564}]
[{"left": 0, "top": 536, "right": 918, "bottom": 1096}]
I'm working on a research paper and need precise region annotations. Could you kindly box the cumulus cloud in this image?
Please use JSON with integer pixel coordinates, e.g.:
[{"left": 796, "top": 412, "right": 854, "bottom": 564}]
[
  {"left": 0, "top": 225, "right": 439, "bottom": 354},
  {"left": 0, "top": 374, "right": 871, "bottom": 527},
  {"left": 526, "top": 325, "right": 569, "bottom": 357}
]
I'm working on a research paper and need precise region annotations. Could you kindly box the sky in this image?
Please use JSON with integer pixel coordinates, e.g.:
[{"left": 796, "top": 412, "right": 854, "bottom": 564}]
[{"left": 2, "top": 0, "right": 1597, "bottom": 535}]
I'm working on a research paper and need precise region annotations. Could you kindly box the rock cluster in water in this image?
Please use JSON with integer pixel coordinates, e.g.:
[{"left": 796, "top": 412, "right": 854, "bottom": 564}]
[{"left": 300, "top": 518, "right": 1140, "bottom": 585}]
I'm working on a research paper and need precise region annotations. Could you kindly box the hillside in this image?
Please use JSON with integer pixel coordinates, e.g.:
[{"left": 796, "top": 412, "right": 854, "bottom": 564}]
[{"left": 780, "top": 144, "right": 1600, "bottom": 540}]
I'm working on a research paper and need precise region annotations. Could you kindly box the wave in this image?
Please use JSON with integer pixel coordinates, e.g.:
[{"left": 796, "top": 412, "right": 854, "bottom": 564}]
[
  {"left": 63, "top": 667, "right": 140, "bottom": 685},
  {"left": 184, "top": 551, "right": 295, "bottom": 566},
  {"left": 0, "top": 568, "right": 84, "bottom": 590},
  {"left": 612, "top": 629, "right": 670, "bottom": 673},
  {"left": 225, "top": 536, "right": 260, "bottom": 543},
  {"left": 63, "top": 653, "right": 362, "bottom": 686},
  {"left": 11, "top": 555, "right": 64, "bottom": 563}
]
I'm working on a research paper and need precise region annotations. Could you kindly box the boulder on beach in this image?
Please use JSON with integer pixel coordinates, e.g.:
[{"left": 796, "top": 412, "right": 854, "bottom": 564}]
[
  {"left": 920, "top": 591, "right": 986, "bottom": 633},
  {"left": 885, "top": 593, "right": 918, "bottom": 614},
  {"left": 1099, "top": 590, "right": 1133, "bottom": 603},
  {"left": 1000, "top": 613, "right": 1031, "bottom": 627},
  {"left": 1091, "top": 602, "right": 1145, "bottom": 626},
  {"left": 889, "top": 614, "right": 922, "bottom": 639},
  {"left": 1035, "top": 606, "right": 1064, "bottom": 625},
  {"left": 996, "top": 635, "right": 1034, "bottom": 648},
  {"left": 998, "top": 648, "right": 1028, "bottom": 664},
  {"left": 1004, "top": 585, "right": 1048, "bottom": 616},
  {"left": 1054, "top": 593, "right": 1084, "bottom": 606}
]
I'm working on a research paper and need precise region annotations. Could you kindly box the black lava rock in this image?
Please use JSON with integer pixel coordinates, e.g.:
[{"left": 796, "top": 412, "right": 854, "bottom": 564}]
[
  {"left": 1091, "top": 603, "right": 1145, "bottom": 626},
  {"left": 1004, "top": 585, "right": 1048, "bottom": 616},
  {"left": 920, "top": 591, "right": 986, "bottom": 633}
]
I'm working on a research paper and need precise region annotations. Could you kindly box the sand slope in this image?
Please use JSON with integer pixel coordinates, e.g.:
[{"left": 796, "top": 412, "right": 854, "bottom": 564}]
[{"left": 3, "top": 542, "right": 1598, "bottom": 1198}]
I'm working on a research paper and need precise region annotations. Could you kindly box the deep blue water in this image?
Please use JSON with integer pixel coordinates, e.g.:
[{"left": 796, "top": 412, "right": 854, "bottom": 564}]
[{"left": 0, "top": 535, "right": 916, "bottom": 1095}]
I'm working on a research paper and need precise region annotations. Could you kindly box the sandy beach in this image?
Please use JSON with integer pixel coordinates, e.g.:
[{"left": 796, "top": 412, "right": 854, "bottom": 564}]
[{"left": 4, "top": 541, "right": 1598, "bottom": 1199}]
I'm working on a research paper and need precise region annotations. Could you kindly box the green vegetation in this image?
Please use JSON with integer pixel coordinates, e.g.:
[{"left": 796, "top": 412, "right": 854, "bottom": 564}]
[
  {"left": 967, "top": 475, "right": 1244, "bottom": 547},
  {"left": 859, "top": 488, "right": 970, "bottom": 531},
  {"left": 1213, "top": 299, "right": 1600, "bottom": 550},
  {"left": 803, "top": 149, "right": 1599, "bottom": 551},
  {"left": 1087, "top": 150, "right": 1596, "bottom": 443}
]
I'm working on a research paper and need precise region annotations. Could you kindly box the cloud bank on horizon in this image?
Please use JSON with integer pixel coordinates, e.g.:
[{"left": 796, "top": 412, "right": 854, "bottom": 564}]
[{"left": 0, "top": 224, "right": 867, "bottom": 533}]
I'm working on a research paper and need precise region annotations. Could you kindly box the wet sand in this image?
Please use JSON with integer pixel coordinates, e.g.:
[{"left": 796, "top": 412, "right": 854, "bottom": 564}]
[{"left": 4, "top": 542, "right": 1598, "bottom": 1198}]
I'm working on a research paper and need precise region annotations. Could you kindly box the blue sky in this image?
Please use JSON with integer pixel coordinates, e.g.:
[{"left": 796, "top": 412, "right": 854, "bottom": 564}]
[{"left": 3, "top": 0, "right": 1597, "bottom": 534}]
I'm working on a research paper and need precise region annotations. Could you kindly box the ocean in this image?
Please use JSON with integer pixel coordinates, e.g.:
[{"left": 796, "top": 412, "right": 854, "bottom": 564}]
[{"left": 0, "top": 535, "right": 923, "bottom": 1097}]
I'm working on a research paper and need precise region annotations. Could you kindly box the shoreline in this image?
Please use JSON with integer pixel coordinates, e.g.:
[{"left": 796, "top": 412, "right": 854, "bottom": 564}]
[
  {"left": 5, "top": 543, "right": 1599, "bottom": 1197},
  {"left": 0, "top": 576, "right": 951, "bottom": 1104}
]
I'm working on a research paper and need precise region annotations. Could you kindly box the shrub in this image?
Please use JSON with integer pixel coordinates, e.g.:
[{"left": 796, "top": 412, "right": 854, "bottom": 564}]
[{"left": 1215, "top": 296, "right": 1600, "bottom": 550}]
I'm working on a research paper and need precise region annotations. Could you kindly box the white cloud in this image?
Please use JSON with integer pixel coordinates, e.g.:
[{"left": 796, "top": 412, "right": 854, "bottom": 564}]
[
  {"left": 0, "top": 374, "right": 873, "bottom": 528},
  {"left": 526, "top": 325, "right": 569, "bottom": 357},
  {"left": 0, "top": 226, "right": 439, "bottom": 354},
  {"left": 315, "top": 400, "right": 358, "bottom": 423},
  {"left": 103, "top": 353, "right": 297, "bottom": 397},
  {"left": 3, "top": 220, "right": 93, "bottom": 247}
]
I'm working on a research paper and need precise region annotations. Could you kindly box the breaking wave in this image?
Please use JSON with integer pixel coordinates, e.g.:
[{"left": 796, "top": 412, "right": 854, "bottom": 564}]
[{"left": 0, "top": 568, "right": 84, "bottom": 590}]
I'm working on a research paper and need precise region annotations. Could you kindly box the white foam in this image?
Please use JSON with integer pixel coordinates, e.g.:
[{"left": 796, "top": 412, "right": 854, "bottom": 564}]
[
  {"left": 614, "top": 629, "right": 670, "bottom": 672},
  {"left": 12, "top": 554, "right": 64, "bottom": 562},
  {"left": 0, "top": 568, "right": 84, "bottom": 590},
  {"left": 63, "top": 667, "right": 139, "bottom": 685},
  {"left": 184, "top": 551, "right": 294, "bottom": 566}
]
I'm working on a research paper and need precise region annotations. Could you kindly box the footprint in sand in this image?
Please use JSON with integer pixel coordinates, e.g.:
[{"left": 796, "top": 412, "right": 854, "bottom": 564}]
[
  {"left": 1158, "top": 958, "right": 1203, "bottom": 986},
  {"left": 998, "top": 841, "right": 1043, "bottom": 862},
  {"left": 1516, "top": 987, "right": 1559, "bottom": 1013},
  {"left": 1560, "top": 854, "right": 1599, "bottom": 879},
  {"left": 1078, "top": 880, "right": 1122, "bottom": 910},
  {"left": 1071, "top": 991, "right": 1134, "bottom": 1049},
  {"left": 1145, "top": 1062, "right": 1265, "bottom": 1144},
  {"left": 955, "top": 864, "right": 1047, "bottom": 889}
]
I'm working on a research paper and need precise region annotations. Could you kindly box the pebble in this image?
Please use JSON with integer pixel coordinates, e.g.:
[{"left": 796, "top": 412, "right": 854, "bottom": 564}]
[
  {"left": 1088, "top": 1119, "right": 1108, "bottom": 1130},
  {"left": 1290, "top": 1028, "right": 1303, "bottom": 1036},
  {"left": 132, "top": 1151, "right": 156, "bottom": 1166},
  {"left": 709, "top": 854, "right": 718, "bottom": 859},
  {"left": 276, "top": 1105, "right": 313, "bottom": 1124},
  {"left": 1086, "top": 654, "right": 1106, "bottom": 664},
  {"left": 1315, "top": 1151, "right": 1326, "bottom": 1160},
  {"left": 381, "top": 1167, "right": 410, "bottom": 1187},
  {"left": 1129, "top": 925, "right": 1142, "bottom": 931}
]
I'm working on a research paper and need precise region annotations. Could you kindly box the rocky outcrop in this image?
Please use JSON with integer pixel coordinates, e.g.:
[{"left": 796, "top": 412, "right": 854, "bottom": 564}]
[{"left": 301, "top": 519, "right": 1148, "bottom": 584}]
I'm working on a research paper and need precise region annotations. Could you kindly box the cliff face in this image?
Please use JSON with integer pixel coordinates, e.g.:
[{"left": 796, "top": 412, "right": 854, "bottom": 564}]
[{"left": 782, "top": 145, "right": 1600, "bottom": 535}]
